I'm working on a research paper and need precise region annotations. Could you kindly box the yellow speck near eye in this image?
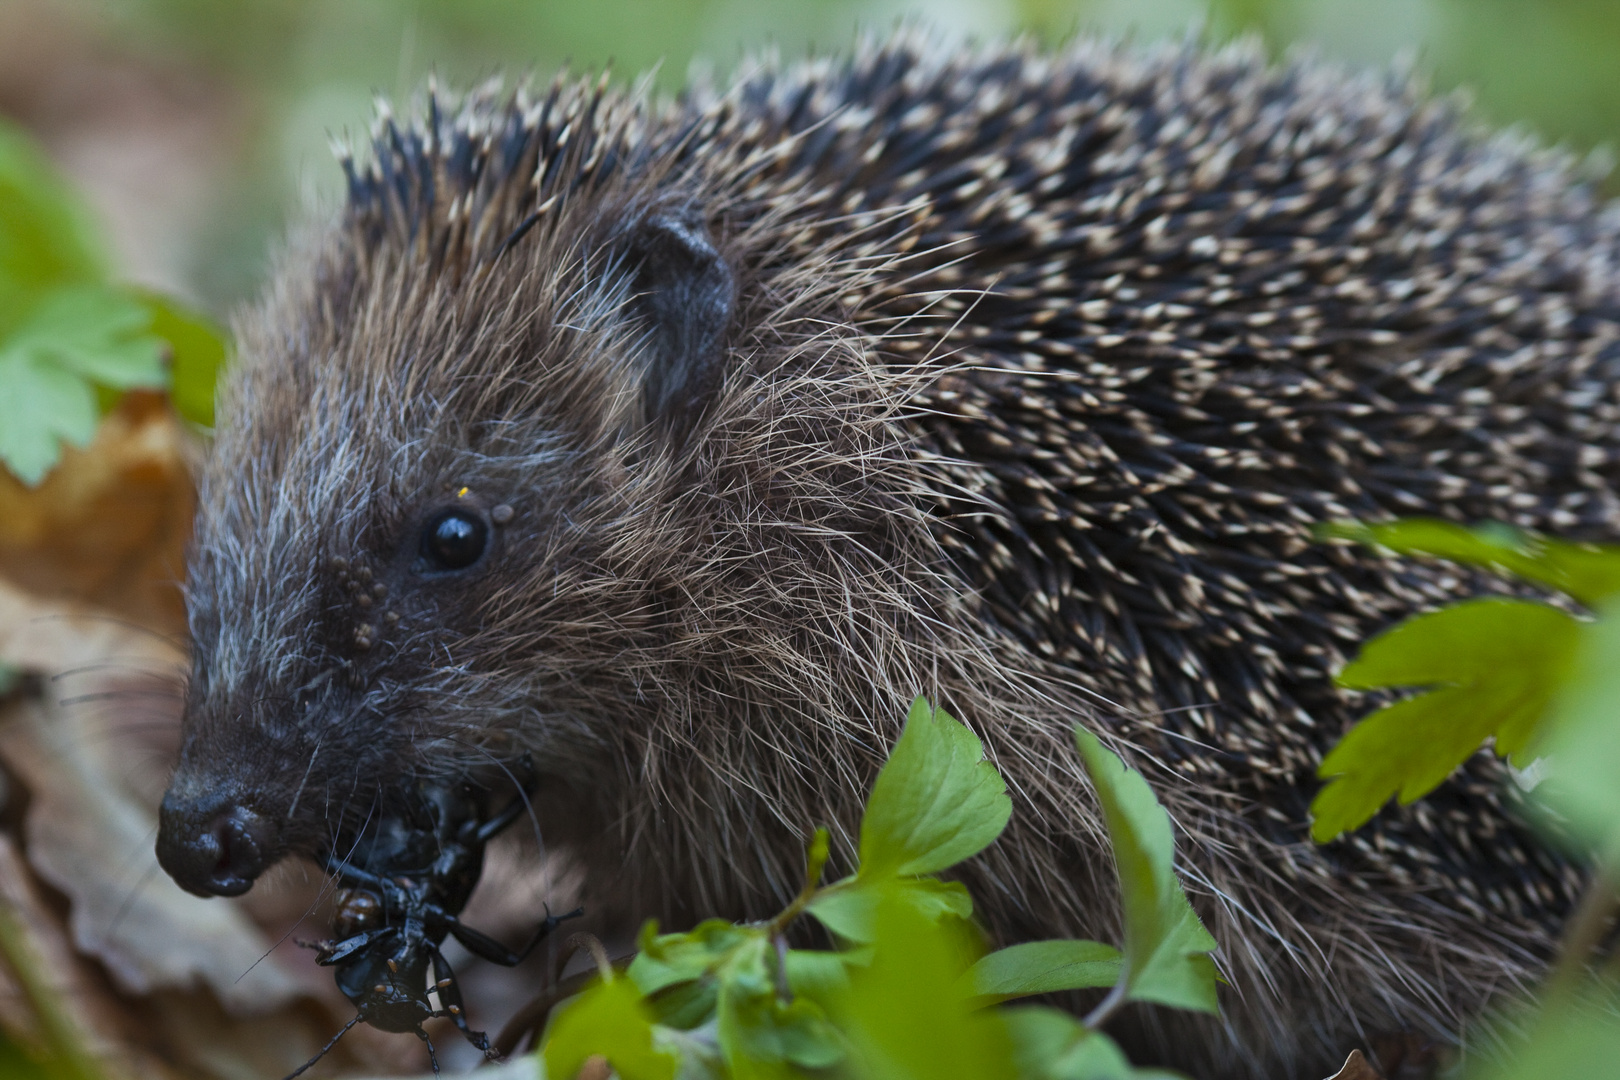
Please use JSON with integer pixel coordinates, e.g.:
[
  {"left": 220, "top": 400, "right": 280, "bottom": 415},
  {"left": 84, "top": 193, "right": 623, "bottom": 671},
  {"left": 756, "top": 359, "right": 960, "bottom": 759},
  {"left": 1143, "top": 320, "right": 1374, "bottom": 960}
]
[{"left": 457, "top": 486, "right": 470, "bottom": 498}]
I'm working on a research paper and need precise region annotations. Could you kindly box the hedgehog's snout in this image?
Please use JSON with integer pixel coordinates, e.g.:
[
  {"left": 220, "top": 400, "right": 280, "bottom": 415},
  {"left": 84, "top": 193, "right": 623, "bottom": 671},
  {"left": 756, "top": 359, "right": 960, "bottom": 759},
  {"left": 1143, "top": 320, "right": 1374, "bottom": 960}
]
[{"left": 156, "top": 790, "right": 276, "bottom": 897}]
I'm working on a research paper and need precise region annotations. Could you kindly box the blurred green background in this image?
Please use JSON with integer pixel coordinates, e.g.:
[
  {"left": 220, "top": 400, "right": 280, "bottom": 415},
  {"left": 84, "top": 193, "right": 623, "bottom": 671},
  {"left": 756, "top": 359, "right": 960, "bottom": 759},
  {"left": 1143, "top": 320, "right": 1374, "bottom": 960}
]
[{"left": 1, "top": 0, "right": 1616, "bottom": 318}]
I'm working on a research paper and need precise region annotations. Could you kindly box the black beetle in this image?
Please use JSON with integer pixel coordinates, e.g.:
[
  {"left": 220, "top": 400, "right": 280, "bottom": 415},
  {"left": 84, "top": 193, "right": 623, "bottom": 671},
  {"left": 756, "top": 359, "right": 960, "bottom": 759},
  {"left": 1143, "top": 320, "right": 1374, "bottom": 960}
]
[{"left": 288, "top": 775, "right": 581, "bottom": 1077}]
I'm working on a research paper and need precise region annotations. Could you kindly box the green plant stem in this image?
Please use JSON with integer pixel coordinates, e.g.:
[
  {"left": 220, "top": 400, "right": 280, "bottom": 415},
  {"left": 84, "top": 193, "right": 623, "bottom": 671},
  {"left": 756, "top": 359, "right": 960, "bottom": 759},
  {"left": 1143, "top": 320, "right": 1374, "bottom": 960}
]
[
  {"left": 0, "top": 900, "right": 106, "bottom": 1080},
  {"left": 1081, "top": 975, "right": 1128, "bottom": 1031},
  {"left": 766, "top": 827, "right": 831, "bottom": 939},
  {"left": 1544, "top": 865, "right": 1619, "bottom": 999}
]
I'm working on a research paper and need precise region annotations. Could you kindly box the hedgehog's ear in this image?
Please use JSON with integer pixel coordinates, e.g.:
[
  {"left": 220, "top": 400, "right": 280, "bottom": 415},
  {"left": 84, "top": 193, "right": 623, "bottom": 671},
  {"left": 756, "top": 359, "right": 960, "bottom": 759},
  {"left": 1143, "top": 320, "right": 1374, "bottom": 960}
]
[{"left": 619, "top": 208, "right": 735, "bottom": 428}]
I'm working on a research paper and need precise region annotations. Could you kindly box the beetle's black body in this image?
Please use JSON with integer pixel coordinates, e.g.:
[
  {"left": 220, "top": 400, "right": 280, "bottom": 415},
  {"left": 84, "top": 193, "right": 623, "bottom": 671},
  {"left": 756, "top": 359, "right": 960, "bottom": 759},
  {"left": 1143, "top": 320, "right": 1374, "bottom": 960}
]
[{"left": 291, "top": 779, "right": 580, "bottom": 1077}]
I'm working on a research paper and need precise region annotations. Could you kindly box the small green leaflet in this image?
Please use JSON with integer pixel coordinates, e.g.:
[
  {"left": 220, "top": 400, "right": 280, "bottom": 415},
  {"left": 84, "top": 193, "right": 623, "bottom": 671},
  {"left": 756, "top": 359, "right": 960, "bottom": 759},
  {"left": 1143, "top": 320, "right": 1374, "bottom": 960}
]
[
  {"left": 1539, "top": 606, "right": 1620, "bottom": 857},
  {"left": 628, "top": 920, "right": 843, "bottom": 1076},
  {"left": 1073, "top": 729, "right": 1219, "bottom": 1015},
  {"left": 716, "top": 942, "right": 843, "bottom": 1077},
  {"left": 831, "top": 881, "right": 1017, "bottom": 1080},
  {"left": 962, "top": 940, "right": 1122, "bottom": 1003},
  {"left": 631, "top": 919, "right": 757, "bottom": 998},
  {"left": 807, "top": 697, "right": 1007, "bottom": 942},
  {"left": 541, "top": 974, "right": 678, "bottom": 1080},
  {"left": 858, "top": 697, "right": 1013, "bottom": 877},
  {"left": 0, "top": 287, "right": 166, "bottom": 484},
  {"left": 1003, "top": 1007, "right": 1183, "bottom": 1080},
  {"left": 1320, "top": 519, "right": 1620, "bottom": 608},
  {"left": 1310, "top": 598, "right": 1580, "bottom": 843},
  {"left": 808, "top": 876, "right": 973, "bottom": 943}
]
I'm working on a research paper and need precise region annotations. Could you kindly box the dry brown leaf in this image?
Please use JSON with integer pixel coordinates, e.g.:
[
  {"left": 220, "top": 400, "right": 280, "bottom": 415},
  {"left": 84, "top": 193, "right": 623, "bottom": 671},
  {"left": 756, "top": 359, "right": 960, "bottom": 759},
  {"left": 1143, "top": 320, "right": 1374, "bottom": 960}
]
[
  {"left": 1325, "top": 1049, "right": 1385, "bottom": 1080},
  {"left": 0, "top": 581, "right": 416, "bottom": 1077},
  {"left": 0, "top": 392, "right": 194, "bottom": 640},
  {"left": 0, "top": 581, "right": 301, "bottom": 1009}
]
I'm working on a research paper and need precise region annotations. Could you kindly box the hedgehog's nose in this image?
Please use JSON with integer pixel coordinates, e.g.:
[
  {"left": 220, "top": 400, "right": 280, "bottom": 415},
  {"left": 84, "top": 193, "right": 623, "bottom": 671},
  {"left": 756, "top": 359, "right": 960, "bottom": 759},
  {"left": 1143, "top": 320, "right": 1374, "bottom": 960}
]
[{"left": 155, "top": 796, "right": 273, "bottom": 897}]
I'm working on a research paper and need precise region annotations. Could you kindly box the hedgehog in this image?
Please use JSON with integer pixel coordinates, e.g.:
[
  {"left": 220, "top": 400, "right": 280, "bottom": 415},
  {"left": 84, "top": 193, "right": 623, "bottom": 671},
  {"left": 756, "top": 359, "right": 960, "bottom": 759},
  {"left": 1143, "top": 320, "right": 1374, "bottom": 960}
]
[{"left": 152, "top": 33, "right": 1620, "bottom": 1079}]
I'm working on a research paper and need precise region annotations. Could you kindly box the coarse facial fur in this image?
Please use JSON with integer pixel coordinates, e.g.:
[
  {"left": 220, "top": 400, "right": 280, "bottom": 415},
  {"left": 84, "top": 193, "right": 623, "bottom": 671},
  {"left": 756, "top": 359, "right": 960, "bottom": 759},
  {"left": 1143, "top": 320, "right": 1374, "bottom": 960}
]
[{"left": 157, "top": 34, "right": 1620, "bottom": 1079}]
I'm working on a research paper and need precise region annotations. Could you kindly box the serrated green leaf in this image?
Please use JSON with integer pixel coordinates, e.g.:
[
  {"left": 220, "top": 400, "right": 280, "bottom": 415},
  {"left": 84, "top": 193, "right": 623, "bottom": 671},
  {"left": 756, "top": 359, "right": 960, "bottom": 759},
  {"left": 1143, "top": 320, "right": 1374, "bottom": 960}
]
[
  {"left": 1539, "top": 607, "right": 1620, "bottom": 856},
  {"left": 1320, "top": 518, "right": 1620, "bottom": 608},
  {"left": 858, "top": 696, "right": 1012, "bottom": 877},
  {"left": 1003, "top": 1007, "right": 1183, "bottom": 1080},
  {"left": 0, "top": 346, "right": 98, "bottom": 485},
  {"left": 0, "top": 286, "right": 166, "bottom": 484},
  {"left": 541, "top": 974, "right": 678, "bottom": 1080},
  {"left": 829, "top": 881, "right": 1017, "bottom": 1080},
  {"left": 808, "top": 875, "right": 973, "bottom": 943},
  {"left": 1311, "top": 598, "right": 1581, "bottom": 843},
  {"left": 137, "top": 291, "right": 228, "bottom": 428},
  {"left": 962, "top": 940, "right": 1122, "bottom": 1003},
  {"left": 8, "top": 288, "right": 164, "bottom": 387},
  {"left": 1073, "top": 729, "right": 1219, "bottom": 1015}
]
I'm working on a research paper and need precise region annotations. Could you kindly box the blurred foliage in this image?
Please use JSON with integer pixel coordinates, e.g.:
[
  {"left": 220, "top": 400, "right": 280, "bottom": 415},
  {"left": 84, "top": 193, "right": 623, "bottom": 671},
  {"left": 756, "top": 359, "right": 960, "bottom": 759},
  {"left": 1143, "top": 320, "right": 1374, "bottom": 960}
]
[
  {"left": 1311, "top": 521, "right": 1620, "bottom": 1076},
  {"left": 0, "top": 117, "right": 227, "bottom": 484},
  {"left": 19, "top": 0, "right": 1613, "bottom": 315}
]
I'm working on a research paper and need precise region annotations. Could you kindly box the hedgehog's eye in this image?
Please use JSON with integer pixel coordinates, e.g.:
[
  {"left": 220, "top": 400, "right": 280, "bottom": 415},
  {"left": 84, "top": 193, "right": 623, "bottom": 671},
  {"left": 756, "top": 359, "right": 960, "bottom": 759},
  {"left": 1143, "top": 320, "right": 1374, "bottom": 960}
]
[{"left": 420, "top": 509, "right": 488, "bottom": 571}]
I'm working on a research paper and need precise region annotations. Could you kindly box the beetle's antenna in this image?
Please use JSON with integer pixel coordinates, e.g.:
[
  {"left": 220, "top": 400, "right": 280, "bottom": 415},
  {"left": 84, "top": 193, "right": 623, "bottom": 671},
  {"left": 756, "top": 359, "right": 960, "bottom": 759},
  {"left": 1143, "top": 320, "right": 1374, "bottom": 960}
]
[{"left": 284, "top": 1013, "right": 363, "bottom": 1080}]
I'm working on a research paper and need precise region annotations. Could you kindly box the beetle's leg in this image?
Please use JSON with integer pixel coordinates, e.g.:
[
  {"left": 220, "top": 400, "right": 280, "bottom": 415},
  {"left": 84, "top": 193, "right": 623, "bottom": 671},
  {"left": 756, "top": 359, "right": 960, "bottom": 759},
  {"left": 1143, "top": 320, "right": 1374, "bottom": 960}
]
[
  {"left": 445, "top": 905, "right": 584, "bottom": 967},
  {"left": 315, "top": 926, "right": 396, "bottom": 966},
  {"left": 426, "top": 943, "right": 493, "bottom": 1055},
  {"left": 282, "top": 1013, "right": 362, "bottom": 1080},
  {"left": 413, "top": 1027, "right": 441, "bottom": 1076},
  {"left": 324, "top": 856, "right": 392, "bottom": 891}
]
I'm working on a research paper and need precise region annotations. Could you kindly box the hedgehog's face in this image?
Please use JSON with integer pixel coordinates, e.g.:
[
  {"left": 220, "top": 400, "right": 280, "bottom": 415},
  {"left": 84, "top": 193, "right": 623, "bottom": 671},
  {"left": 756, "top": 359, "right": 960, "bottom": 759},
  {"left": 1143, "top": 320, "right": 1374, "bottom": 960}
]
[{"left": 156, "top": 201, "right": 739, "bottom": 896}]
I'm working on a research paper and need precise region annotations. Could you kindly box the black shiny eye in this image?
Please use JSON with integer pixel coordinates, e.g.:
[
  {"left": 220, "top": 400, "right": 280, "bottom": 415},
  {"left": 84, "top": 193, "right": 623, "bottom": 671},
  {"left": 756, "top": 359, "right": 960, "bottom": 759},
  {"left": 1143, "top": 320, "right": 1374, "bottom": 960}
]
[{"left": 421, "top": 509, "right": 488, "bottom": 571}]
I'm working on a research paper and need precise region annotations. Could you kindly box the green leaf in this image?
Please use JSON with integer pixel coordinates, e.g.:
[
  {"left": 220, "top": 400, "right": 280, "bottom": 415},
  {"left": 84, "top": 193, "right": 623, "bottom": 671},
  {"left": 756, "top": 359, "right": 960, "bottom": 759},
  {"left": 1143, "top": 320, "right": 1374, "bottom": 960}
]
[
  {"left": 541, "top": 975, "right": 678, "bottom": 1080},
  {"left": 1470, "top": 993, "right": 1620, "bottom": 1080},
  {"left": 630, "top": 919, "right": 759, "bottom": 997},
  {"left": 828, "top": 881, "right": 1017, "bottom": 1080},
  {"left": 1311, "top": 598, "right": 1581, "bottom": 843},
  {"left": 138, "top": 291, "right": 228, "bottom": 428},
  {"left": 808, "top": 875, "right": 973, "bottom": 943},
  {"left": 1320, "top": 518, "right": 1620, "bottom": 608},
  {"left": 858, "top": 696, "right": 1012, "bottom": 877},
  {"left": 0, "top": 286, "right": 166, "bottom": 484},
  {"left": 720, "top": 979, "right": 843, "bottom": 1073},
  {"left": 628, "top": 918, "right": 842, "bottom": 1074},
  {"left": 783, "top": 949, "right": 854, "bottom": 1001},
  {"left": 1003, "top": 1007, "right": 1183, "bottom": 1080},
  {"left": 1539, "top": 606, "right": 1620, "bottom": 857},
  {"left": 963, "top": 940, "right": 1122, "bottom": 1003},
  {"left": 1072, "top": 729, "right": 1219, "bottom": 1014},
  {"left": 0, "top": 119, "right": 104, "bottom": 338},
  {"left": 0, "top": 343, "right": 98, "bottom": 485}
]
